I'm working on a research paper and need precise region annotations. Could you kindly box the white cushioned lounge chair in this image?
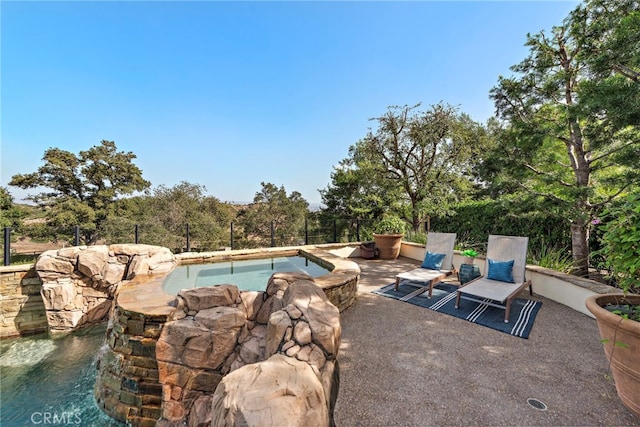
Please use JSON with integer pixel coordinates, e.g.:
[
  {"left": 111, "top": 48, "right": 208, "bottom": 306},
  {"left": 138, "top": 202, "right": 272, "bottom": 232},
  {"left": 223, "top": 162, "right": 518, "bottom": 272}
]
[
  {"left": 455, "top": 234, "right": 532, "bottom": 323},
  {"left": 394, "top": 232, "right": 457, "bottom": 298}
]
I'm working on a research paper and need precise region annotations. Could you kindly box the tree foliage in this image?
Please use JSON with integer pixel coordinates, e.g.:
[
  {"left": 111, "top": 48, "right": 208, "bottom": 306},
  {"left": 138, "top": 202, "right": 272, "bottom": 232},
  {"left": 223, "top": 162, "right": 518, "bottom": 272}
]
[
  {"left": 236, "top": 182, "right": 309, "bottom": 248},
  {"left": 486, "top": 0, "right": 640, "bottom": 275},
  {"left": 9, "top": 140, "right": 151, "bottom": 244},
  {"left": 596, "top": 191, "right": 640, "bottom": 298},
  {"left": 321, "top": 103, "right": 491, "bottom": 232},
  {"left": 101, "top": 182, "right": 236, "bottom": 251},
  {"left": 0, "top": 186, "right": 25, "bottom": 230}
]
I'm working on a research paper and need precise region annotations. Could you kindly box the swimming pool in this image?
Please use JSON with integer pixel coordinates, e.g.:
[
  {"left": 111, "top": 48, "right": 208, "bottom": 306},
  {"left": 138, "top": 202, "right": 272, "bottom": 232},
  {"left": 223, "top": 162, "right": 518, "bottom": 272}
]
[
  {"left": 0, "top": 325, "right": 124, "bottom": 426},
  {"left": 162, "top": 256, "right": 331, "bottom": 295}
]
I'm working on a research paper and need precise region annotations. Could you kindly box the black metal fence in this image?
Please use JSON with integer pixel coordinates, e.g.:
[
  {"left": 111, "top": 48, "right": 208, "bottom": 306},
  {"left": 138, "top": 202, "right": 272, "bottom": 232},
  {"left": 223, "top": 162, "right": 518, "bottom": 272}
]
[{"left": 2, "top": 217, "right": 379, "bottom": 266}]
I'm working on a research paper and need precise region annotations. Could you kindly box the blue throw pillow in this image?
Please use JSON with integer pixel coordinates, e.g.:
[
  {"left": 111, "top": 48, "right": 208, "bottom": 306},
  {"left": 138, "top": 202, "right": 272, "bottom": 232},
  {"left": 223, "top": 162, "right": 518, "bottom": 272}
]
[
  {"left": 487, "top": 259, "right": 515, "bottom": 283},
  {"left": 422, "top": 251, "right": 446, "bottom": 270}
]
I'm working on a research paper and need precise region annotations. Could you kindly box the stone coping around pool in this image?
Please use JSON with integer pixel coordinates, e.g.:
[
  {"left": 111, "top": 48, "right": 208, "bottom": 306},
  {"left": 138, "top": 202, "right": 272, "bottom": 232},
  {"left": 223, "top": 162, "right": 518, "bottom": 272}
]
[{"left": 117, "top": 244, "right": 361, "bottom": 316}]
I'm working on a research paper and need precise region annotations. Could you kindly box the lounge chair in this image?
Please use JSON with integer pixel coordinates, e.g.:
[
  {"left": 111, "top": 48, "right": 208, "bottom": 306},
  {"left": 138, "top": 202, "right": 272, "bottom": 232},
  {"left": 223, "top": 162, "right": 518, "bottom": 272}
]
[
  {"left": 394, "top": 232, "right": 457, "bottom": 297},
  {"left": 455, "top": 235, "right": 532, "bottom": 323}
]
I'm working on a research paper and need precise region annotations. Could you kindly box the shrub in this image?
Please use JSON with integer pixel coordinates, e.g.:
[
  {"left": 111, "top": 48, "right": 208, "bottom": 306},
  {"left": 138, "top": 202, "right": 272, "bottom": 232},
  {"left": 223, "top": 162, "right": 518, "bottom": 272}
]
[
  {"left": 597, "top": 192, "right": 640, "bottom": 296},
  {"left": 529, "top": 239, "right": 574, "bottom": 272},
  {"left": 373, "top": 215, "right": 406, "bottom": 234}
]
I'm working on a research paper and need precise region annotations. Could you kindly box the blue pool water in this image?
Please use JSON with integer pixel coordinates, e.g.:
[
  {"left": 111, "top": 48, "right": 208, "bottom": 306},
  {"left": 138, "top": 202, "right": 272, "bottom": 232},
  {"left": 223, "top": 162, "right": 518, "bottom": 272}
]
[
  {"left": 163, "top": 256, "right": 331, "bottom": 295},
  {"left": 0, "top": 325, "right": 124, "bottom": 426}
]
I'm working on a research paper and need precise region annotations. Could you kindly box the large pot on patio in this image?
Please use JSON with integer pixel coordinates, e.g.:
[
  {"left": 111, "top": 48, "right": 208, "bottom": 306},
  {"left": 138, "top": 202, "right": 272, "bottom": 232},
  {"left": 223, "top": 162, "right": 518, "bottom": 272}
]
[
  {"left": 373, "top": 234, "right": 403, "bottom": 260},
  {"left": 586, "top": 293, "right": 640, "bottom": 419}
]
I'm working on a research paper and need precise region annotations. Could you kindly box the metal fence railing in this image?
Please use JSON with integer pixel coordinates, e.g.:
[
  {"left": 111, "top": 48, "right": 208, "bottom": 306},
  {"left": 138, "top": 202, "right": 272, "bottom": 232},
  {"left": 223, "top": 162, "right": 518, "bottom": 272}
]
[{"left": 2, "top": 218, "right": 379, "bottom": 266}]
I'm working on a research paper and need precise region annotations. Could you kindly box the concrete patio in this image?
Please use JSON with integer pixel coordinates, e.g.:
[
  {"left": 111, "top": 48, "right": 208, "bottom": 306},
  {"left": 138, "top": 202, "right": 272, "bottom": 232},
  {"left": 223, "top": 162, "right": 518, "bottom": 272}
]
[{"left": 334, "top": 256, "right": 639, "bottom": 426}]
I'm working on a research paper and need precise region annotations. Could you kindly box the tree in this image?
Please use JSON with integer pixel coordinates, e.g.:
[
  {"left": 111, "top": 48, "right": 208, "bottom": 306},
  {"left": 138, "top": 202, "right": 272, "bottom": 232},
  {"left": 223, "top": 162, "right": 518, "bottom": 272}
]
[
  {"left": 9, "top": 140, "right": 151, "bottom": 244},
  {"left": 488, "top": 0, "right": 640, "bottom": 276},
  {"left": 322, "top": 103, "right": 491, "bottom": 232},
  {"left": 236, "top": 182, "right": 309, "bottom": 248},
  {"left": 0, "top": 186, "right": 24, "bottom": 229},
  {"left": 319, "top": 151, "right": 401, "bottom": 240},
  {"left": 147, "top": 182, "right": 234, "bottom": 251},
  {"left": 100, "top": 182, "right": 236, "bottom": 251},
  {"left": 0, "top": 187, "right": 13, "bottom": 212}
]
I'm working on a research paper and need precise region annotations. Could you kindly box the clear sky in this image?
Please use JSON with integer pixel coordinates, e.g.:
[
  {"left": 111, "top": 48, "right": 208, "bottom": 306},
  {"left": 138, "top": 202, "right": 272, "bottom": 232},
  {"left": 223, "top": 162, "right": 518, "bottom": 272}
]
[{"left": 2, "top": 0, "right": 580, "bottom": 205}]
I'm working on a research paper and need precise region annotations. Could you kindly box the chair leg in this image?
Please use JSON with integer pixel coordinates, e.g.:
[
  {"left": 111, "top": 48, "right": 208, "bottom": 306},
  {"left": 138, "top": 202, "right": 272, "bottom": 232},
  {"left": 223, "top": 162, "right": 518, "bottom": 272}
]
[
  {"left": 504, "top": 302, "right": 511, "bottom": 323},
  {"left": 395, "top": 277, "right": 400, "bottom": 291},
  {"left": 455, "top": 291, "right": 461, "bottom": 308},
  {"left": 427, "top": 278, "right": 440, "bottom": 299}
]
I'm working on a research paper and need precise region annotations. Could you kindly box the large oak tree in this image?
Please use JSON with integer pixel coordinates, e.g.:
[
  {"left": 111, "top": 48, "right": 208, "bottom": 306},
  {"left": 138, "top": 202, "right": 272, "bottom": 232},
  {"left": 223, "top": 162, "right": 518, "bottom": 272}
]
[
  {"left": 10, "top": 140, "right": 150, "bottom": 244},
  {"left": 321, "top": 103, "right": 491, "bottom": 232},
  {"left": 488, "top": 0, "right": 640, "bottom": 276}
]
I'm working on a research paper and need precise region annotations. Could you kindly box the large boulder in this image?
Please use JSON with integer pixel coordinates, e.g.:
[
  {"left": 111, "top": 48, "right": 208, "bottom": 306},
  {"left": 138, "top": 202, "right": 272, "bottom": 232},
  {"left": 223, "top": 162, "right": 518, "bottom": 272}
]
[
  {"left": 210, "top": 354, "right": 329, "bottom": 427},
  {"left": 284, "top": 280, "right": 341, "bottom": 356},
  {"left": 179, "top": 285, "right": 240, "bottom": 312},
  {"left": 77, "top": 245, "right": 109, "bottom": 283},
  {"left": 157, "top": 307, "right": 245, "bottom": 371}
]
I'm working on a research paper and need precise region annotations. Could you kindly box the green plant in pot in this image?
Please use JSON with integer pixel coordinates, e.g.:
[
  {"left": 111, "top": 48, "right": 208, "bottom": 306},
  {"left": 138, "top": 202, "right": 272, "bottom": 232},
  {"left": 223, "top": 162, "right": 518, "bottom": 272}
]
[
  {"left": 585, "top": 192, "right": 640, "bottom": 419},
  {"left": 461, "top": 249, "right": 478, "bottom": 265},
  {"left": 373, "top": 215, "right": 406, "bottom": 260}
]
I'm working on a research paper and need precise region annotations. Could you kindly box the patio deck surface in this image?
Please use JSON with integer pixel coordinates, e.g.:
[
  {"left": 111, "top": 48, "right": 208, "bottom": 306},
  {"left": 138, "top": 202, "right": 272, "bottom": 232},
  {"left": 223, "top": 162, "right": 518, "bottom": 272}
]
[{"left": 333, "top": 257, "right": 639, "bottom": 426}]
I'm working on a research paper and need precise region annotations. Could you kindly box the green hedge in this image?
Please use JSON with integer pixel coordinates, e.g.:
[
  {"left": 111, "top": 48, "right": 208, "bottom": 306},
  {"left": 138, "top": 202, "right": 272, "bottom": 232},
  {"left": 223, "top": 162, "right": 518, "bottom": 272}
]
[{"left": 429, "top": 199, "right": 571, "bottom": 258}]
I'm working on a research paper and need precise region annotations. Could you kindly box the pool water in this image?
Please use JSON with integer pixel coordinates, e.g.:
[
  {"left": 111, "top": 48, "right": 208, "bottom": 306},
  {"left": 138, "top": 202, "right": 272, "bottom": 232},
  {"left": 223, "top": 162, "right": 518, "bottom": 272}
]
[
  {"left": 0, "top": 325, "right": 124, "bottom": 426},
  {"left": 163, "top": 256, "right": 330, "bottom": 295}
]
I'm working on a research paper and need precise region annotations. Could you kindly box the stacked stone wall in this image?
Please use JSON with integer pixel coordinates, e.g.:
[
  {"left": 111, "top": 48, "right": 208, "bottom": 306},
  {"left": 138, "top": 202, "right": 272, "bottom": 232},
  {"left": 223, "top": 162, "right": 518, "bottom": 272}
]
[
  {"left": 0, "top": 266, "right": 47, "bottom": 338},
  {"left": 301, "top": 248, "right": 359, "bottom": 312},
  {"left": 94, "top": 305, "right": 170, "bottom": 427},
  {"left": 318, "top": 272, "right": 358, "bottom": 311}
]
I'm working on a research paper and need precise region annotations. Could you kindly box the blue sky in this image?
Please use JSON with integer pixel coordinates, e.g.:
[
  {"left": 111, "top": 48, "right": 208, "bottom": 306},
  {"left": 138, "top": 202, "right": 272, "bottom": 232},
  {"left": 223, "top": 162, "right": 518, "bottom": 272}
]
[{"left": 2, "top": 0, "right": 580, "bottom": 205}]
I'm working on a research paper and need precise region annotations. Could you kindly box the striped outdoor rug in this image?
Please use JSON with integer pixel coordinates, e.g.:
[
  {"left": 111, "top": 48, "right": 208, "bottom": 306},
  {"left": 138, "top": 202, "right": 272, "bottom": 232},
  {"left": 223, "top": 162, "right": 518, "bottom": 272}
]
[{"left": 373, "top": 282, "right": 542, "bottom": 339}]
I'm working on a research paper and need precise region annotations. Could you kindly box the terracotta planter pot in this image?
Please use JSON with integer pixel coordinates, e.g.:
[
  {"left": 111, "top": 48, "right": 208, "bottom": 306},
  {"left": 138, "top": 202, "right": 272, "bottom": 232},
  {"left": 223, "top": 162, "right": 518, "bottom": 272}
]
[
  {"left": 586, "top": 293, "right": 640, "bottom": 419},
  {"left": 373, "top": 234, "right": 403, "bottom": 260},
  {"left": 463, "top": 256, "right": 476, "bottom": 265}
]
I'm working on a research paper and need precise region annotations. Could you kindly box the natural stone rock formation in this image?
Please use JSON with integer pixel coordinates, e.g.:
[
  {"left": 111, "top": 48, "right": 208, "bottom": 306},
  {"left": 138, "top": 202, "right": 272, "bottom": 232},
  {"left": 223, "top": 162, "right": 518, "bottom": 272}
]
[
  {"left": 211, "top": 354, "right": 329, "bottom": 426},
  {"left": 89, "top": 247, "right": 348, "bottom": 427},
  {"left": 155, "top": 272, "right": 341, "bottom": 427},
  {"left": 35, "top": 244, "right": 176, "bottom": 333}
]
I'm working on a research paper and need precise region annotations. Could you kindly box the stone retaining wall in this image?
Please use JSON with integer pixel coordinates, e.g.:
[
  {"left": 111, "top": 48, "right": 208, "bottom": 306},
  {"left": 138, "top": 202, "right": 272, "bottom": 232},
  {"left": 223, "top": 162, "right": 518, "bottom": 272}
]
[
  {"left": 0, "top": 265, "right": 48, "bottom": 338},
  {"left": 94, "top": 271, "right": 342, "bottom": 427},
  {"left": 94, "top": 299, "right": 170, "bottom": 427}
]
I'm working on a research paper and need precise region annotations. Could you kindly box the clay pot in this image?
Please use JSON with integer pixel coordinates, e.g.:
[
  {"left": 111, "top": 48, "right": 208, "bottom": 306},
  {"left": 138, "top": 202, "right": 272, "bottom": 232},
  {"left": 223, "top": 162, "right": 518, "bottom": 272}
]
[
  {"left": 373, "top": 234, "right": 403, "bottom": 260},
  {"left": 586, "top": 293, "right": 640, "bottom": 419}
]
